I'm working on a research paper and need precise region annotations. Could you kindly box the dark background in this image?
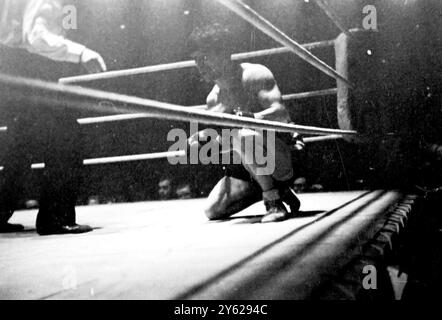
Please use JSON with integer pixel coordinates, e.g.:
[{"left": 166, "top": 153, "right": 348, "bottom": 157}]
[{"left": 0, "top": 0, "right": 440, "bottom": 204}]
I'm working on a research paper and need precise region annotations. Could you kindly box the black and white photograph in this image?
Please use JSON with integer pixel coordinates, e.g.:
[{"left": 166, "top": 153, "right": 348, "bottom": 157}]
[{"left": 0, "top": 0, "right": 441, "bottom": 305}]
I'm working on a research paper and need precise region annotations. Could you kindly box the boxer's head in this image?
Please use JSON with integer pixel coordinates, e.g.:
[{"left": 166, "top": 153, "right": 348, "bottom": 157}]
[{"left": 189, "top": 24, "right": 234, "bottom": 82}]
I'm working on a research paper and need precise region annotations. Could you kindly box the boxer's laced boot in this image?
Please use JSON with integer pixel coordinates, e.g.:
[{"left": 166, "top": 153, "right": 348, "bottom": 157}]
[
  {"left": 280, "top": 187, "right": 301, "bottom": 216},
  {"left": 261, "top": 189, "right": 290, "bottom": 223},
  {"left": 274, "top": 180, "right": 301, "bottom": 216}
]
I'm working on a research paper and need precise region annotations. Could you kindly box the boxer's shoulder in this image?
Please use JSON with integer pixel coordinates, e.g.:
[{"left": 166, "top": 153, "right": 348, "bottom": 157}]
[
  {"left": 241, "top": 63, "right": 276, "bottom": 90},
  {"left": 241, "top": 62, "right": 273, "bottom": 76}
]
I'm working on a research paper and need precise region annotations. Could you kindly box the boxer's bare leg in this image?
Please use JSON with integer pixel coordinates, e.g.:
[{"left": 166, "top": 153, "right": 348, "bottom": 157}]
[
  {"left": 204, "top": 176, "right": 262, "bottom": 220},
  {"left": 232, "top": 129, "right": 294, "bottom": 191},
  {"left": 232, "top": 129, "right": 298, "bottom": 222}
]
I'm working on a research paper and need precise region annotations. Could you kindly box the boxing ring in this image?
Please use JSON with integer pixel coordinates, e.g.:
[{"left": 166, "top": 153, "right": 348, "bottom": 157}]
[
  {"left": 1, "top": 191, "right": 417, "bottom": 300},
  {"left": 0, "top": 0, "right": 420, "bottom": 300}
]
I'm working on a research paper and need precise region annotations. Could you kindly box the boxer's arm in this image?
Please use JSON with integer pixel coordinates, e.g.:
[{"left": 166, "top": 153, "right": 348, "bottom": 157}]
[
  {"left": 254, "top": 81, "right": 290, "bottom": 123},
  {"left": 253, "top": 69, "right": 290, "bottom": 123},
  {"left": 204, "top": 85, "right": 233, "bottom": 114},
  {"left": 206, "top": 85, "right": 219, "bottom": 109},
  {"left": 240, "top": 65, "right": 291, "bottom": 123},
  {"left": 188, "top": 85, "right": 223, "bottom": 147},
  {"left": 189, "top": 85, "right": 219, "bottom": 111}
]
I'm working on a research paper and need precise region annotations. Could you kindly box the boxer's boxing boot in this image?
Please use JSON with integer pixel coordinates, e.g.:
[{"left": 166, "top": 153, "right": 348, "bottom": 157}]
[
  {"left": 274, "top": 179, "right": 301, "bottom": 216},
  {"left": 261, "top": 189, "right": 291, "bottom": 223}
]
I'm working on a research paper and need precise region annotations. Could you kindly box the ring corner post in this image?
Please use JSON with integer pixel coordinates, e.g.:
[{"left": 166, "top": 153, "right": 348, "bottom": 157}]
[{"left": 335, "top": 29, "right": 384, "bottom": 144}]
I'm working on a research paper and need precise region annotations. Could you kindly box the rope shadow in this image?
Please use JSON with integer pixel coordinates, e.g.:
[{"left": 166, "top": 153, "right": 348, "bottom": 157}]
[{"left": 174, "top": 190, "right": 377, "bottom": 299}]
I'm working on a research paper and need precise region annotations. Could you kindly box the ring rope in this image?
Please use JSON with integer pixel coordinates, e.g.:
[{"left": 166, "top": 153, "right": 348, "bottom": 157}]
[
  {"left": 0, "top": 135, "right": 344, "bottom": 171},
  {"left": 77, "top": 113, "right": 155, "bottom": 125},
  {"left": 0, "top": 150, "right": 185, "bottom": 171},
  {"left": 282, "top": 88, "right": 337, "bottom": 100},
  {"left": 76, "top": 87, "right": 339, "bottom": 125},
  {"left": 215, "top": 0, "right": 353, "bottom": 88},
  {"left": 0, "top": 74, "right": 358, "bottom": 137},
  {"left": 0, "top": 87, "right": 338, "bottom": 128},
  {"left": 58, "top": 39, "right": 335, "bottom": 84},
  {"left": 313, "top": 0, "right": 351, "bottom": 36}
]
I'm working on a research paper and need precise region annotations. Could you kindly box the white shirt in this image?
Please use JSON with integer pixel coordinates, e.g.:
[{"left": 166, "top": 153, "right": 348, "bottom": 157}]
[{"left": 0, "top": 0, "right": 85, "bottom": 63}]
